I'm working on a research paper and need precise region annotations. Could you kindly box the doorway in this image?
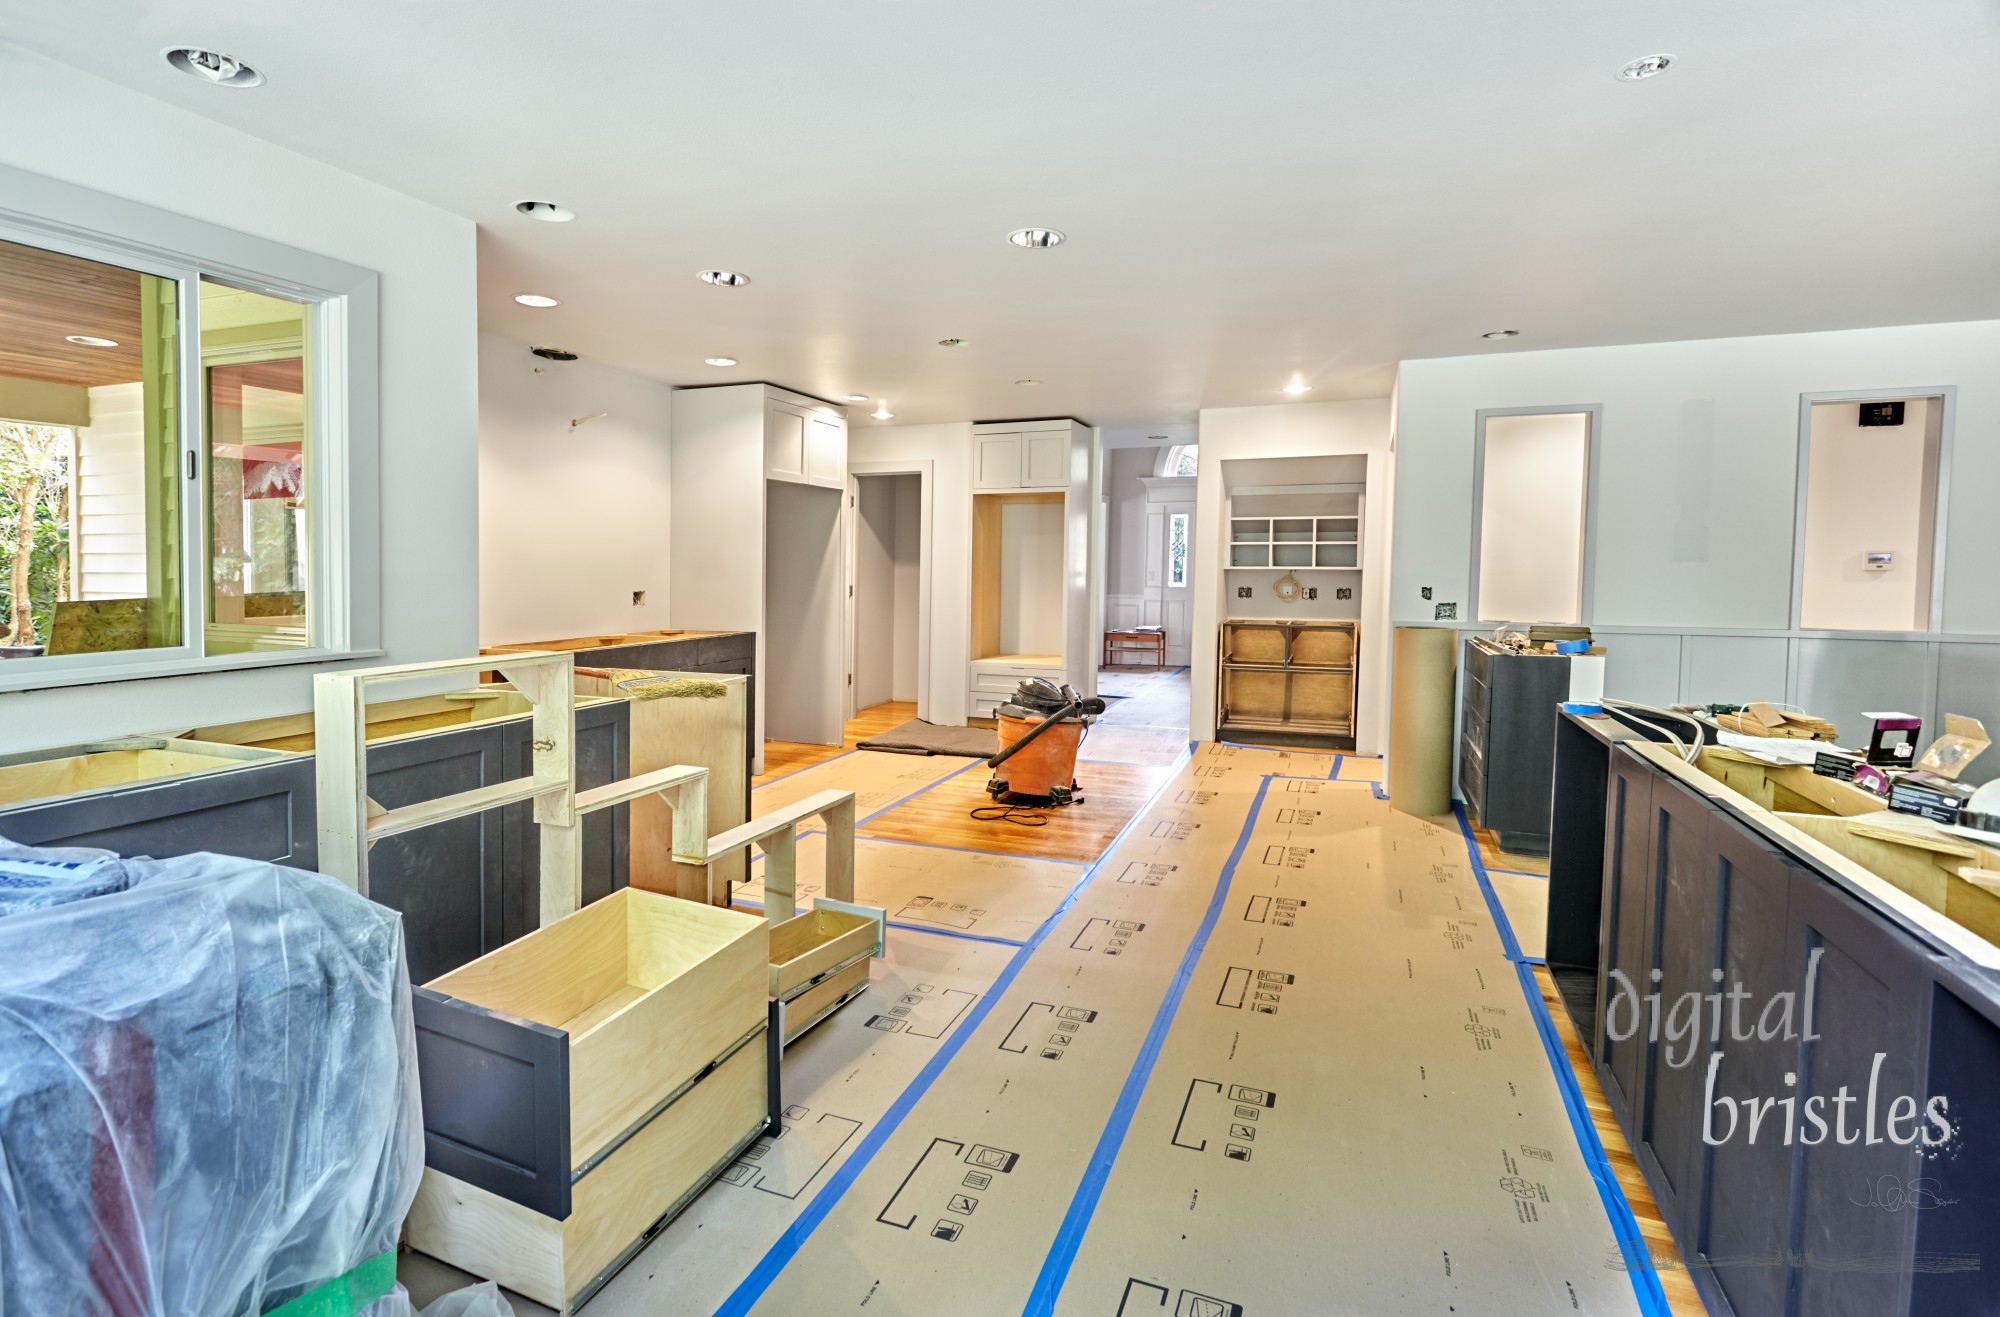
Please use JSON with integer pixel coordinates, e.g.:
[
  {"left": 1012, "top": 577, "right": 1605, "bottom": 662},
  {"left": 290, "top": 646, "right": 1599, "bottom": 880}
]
[{"left": 850, "top": 472, "right": 922, "bottom": 718}]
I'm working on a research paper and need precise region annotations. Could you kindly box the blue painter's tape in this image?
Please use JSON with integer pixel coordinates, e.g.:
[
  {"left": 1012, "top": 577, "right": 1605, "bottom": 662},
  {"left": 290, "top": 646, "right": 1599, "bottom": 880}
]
[
  {"left": 1452, "top": 804, "right": 1671, "bottom": 1316},
  {"left": 1023, "top": 775, "right": 1276, "bottom": 1314},
  {"left": 1328, "top": 753, "right": 1345, "bottom": 780},
  {"left": 858, "top": 757, "right": 987, "bottom": 825},
  {"left": 711, "top": 745, "right": 1193, "bottom": 1316},
  {"left": 1489, "top": 866, "right": 1551, "bottom": 880}
]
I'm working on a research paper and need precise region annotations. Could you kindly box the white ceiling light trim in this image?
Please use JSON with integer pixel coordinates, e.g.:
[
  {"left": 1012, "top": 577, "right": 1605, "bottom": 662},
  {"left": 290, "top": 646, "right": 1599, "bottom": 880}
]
[
  {"left": 704, "top": 356, "right": 738, "bottom": 366},
  {"left": 163, "top": 46, "right": 264, "bottom": 87},
  {"left": 1481, "top": 329, "right": 1520, "bottom": 339},
  {"left": 1007, "top": 228, "right": 1066, "bottom": 249},
  {"left": 699, "top": 270, "right": 750, "bottom": 287},
  {"left": 514, "top": 293, "right": 559, "bottom": 308},
  {"left": 841, "top": 393, "right": 869, "bottom": 402},
  {"left": 1617, "top": 53, "right": 1676, "bottom": 81},
  {"left": 515, "top": 201, "right": 575, "bottom": 222}
]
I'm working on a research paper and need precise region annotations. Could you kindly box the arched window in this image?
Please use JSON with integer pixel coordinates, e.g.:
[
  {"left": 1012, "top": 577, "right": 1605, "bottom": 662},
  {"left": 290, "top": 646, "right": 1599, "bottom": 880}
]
[{"left": 1165, "top": 444, "right": 1199, "bottom": 477}]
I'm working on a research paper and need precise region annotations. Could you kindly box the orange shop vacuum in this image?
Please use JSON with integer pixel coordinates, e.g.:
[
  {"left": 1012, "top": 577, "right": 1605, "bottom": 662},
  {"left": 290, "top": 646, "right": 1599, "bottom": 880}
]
[{"left": 986, "top": 678, "right": 1107, "bottom": 808}]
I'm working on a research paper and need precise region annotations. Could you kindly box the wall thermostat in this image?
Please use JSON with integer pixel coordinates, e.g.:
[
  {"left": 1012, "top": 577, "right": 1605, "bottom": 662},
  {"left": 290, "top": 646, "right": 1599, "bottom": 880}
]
[{"left": 1864, "top": 551, "right": 1893, "bottom": 572}]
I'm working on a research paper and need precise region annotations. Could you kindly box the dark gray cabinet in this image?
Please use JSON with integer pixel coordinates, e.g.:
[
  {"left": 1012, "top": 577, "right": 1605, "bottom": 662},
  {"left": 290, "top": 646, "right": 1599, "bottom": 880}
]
[
  {"left": 0, "top": 754, "right": 317, "bottom": 867},
  {"left": 1459, "top": 638, "right": 1572, "bottom": 854},
  {"left": 1576, "top": 743, "right": 2000, "bottom": 1317}
]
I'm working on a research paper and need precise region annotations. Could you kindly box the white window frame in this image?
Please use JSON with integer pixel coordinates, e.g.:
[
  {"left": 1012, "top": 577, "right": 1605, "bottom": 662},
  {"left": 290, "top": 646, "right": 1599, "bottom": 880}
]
[
  {"left": 1467, "top": 405, "right": 1603, "bottom": 626},
  {"left": 1166, "top": 511, "right": 1190, "bottom": 588},
  {"left": 0, "top": 163, "right": 379, "bottom": 693}
]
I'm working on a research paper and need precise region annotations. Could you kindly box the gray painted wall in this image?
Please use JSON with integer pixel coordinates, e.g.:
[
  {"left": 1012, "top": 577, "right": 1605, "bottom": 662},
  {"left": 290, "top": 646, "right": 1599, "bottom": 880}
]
[{"left": 1392, "top": 318, "right": 2000, "bottom": 783}]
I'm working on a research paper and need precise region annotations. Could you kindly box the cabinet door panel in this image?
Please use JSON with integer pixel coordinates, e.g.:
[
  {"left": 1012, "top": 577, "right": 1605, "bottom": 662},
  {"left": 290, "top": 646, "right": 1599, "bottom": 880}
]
[
  {"left": 363, "top": 726, "right": 509, "bottom": 984},
  {"left": 1022, "top": 431, "right": 1068, "bottom": 487},
  {"left": 765, "top": 405, "right": 806, "bottom": 481},
  {"left": 1912, "top": 979, "right": 2000, "bottom": 1317},
  {"left": 806, "top": 414, "right": 845, "bottom": 487},
  {"left": 973, "top": 433, "right": 1022, "bottom": 489},
  {"left": 1641, "top": 778, "right": 1717, "bottom": 1229},
  {"left": 1599, "top": 749, "right": 1657, "bottom": 1119},
  {"left": 1790, "top": 873, "right": 1927, "bottom": 1317},
  {"left": 1699, "top": 816, "right": 1801, "bottom": 1317}
]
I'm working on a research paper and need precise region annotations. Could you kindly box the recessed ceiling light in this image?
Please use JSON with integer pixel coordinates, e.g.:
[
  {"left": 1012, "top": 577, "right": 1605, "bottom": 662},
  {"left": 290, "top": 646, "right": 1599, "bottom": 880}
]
[
  {"left": 515, "top": 201, "right": 575, "bottom": 222},
  {"left": 704, "top": 356, "right": 738, "bottom": 367},
  {"left": 1282, "top": 381, "right": 1312, "bottom": 396},
  {"left": 938, "top": 338, "right": 970, "bottom": 348},
  {"left": 842, "top": 394, "right": 870, "bottom": 402},
  {"left": 871, "top": 405, "right": 894, "bottom": 420},
  {"left": 163, "top": 46, "right": 264, "bottom": 88},
  {"left": 1617, "top": 53, "right": 1676, "bottom": 81},
  {"left": 699, "top": 270, "right": 750, "bottom": 287},
  {"left": 1481, "top": 329, "right": 1520, "bottom": 340},
  {"left": 530, "top": 345, "right": 577, "bottom": 361},
  {"left": 65, "top": 334, "right": 119, "bottom": 348},
  {"left": 1016, "top": 379, "right": 1041, "bottom": 387},
  {"left": 1007, "top": 228, "right": 1066, "bottom": 249},
  {"left": 515, "top": 294, "right": 559, "bottom": 308}
]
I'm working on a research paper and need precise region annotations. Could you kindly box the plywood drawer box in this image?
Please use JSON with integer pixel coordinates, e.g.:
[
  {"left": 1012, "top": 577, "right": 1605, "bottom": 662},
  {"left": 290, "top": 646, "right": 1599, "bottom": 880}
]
[
  {"left": 408, "top": 888, "right": 770, "bottom": 1310},
  {"left": 769, "top": 900, "right": 883, "bottom": 1044}
]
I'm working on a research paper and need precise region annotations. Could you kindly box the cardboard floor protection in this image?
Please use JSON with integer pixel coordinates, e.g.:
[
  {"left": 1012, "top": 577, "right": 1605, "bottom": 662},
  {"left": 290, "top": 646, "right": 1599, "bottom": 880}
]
[
  {"left": 1485, "top": 867, "right": 1550, "bottom": 962},
  {"left": 754, "top": 748, "right": 979, "bottom": 817},
  {"left": 414, "top": 739, "right": 1656, "bottom": 1316},
  {"left": 738, "top": 833, "right": 1089, "bottom": 944},
  {"left": 1077, "top": 725, "right": 1187, "bottom": 767}
]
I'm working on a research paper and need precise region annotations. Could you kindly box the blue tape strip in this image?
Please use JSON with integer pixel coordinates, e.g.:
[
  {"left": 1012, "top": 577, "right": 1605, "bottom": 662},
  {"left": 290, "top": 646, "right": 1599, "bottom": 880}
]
[
  {"left": 712, "top": 745, "right": 1194, "bottom": 1315},
  {"left": 1451, "top": 803, "right": 1671, "bottom": 1316},
  {"left": 1489, "top": 866, "right": 1551, "bottom": 880},
  {"left": 858, "top": 756, "right": 987, "bottom": 825},
  {"left": 1328, "top": 753, "right": 1345, "bottom": 780},
  {"left": 1023, "top": 774, "right": 1276, "bottom": 1314}
]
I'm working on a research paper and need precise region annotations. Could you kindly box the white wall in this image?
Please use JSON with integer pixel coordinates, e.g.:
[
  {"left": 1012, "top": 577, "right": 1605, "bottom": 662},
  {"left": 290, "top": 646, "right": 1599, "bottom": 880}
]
[
  {"left": 999, "top": 501, "right": 1065, "bottom": 657},
  {"left": 1104, "top": 446, "right": 1162, "bottom": 596},
  {"left": 891, "top": 475, "right": 920, "bottom": 701},
  {"left": 849, "top": 422, "right": 973, "bottom": 724},
  {"left": 1193, "top": 399, "right": 1395, "bottom": 752},
  {"left": 0, "top": 47, "right": 478, "bottom": 752},
  {"left": 1799, "top": 396, "right": 1937, "bottom": 633},
  {"left": 1392, "top": 321, "right": 2000, "bottom": 783},
  {"left": 74, "top": 382, "right": 146, "bottom": 601},
  {"left": 1393, "top": 321, "right": 2000, "bottom": 634},
  {"left": 1475, "top": 411, "right": 1590, "bottom": 624},
  {"left": 477, "top": 333, "right": 672, "bottom": 644}
]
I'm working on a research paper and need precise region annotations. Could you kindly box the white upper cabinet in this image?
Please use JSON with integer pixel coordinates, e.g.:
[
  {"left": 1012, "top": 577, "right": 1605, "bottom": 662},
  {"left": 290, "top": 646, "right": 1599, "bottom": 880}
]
[
  {"left": 972, "top": 420, "right": 1078, "bottom": 491},
  {"left": 766, "top": 395, "right": 846, "bottom": 489},
  {"left": 973, "top": 432, "right": 1023, "bottom": 489}
]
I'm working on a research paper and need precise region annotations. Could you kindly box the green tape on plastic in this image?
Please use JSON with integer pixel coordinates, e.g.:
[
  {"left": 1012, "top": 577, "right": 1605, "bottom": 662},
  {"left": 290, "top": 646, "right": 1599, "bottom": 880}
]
[{"left": 264, "top": 1250, "right": 397, "bottom": 1317}]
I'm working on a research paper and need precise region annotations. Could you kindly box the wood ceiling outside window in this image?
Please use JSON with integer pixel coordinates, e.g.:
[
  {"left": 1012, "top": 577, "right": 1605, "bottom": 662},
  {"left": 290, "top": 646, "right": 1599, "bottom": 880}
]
[{"left": 0, "top": 238, "right": 144, "bottom": 388}]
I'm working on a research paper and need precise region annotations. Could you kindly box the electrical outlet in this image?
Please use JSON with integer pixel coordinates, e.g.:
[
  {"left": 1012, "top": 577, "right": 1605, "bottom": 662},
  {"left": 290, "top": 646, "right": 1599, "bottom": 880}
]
[
  {"left": 1236, "top": 585, "right": 1253, "bottom": 598},
  {"left": 1421, "top": 586, "right": 1433, "bottom": 601},
  {"left": 632, "top": 590, "right": 646, "bottom": 606},
  {"left": 1336, "top": 587, "right": 1352, "bottom": 600},
  {"left": 1304, "top": 587, "right": 1317, "bottom": 600},
  {"left": 1434, "top": 601, "right": 1457, "bottom": 620}
]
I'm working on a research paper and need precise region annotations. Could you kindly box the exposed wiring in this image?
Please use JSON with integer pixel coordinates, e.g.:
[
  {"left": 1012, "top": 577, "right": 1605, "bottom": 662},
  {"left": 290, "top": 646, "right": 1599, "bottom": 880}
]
[
  {"left": 970, "top": 803, "right": 1051, "bottom": 827},
  {"left": 1604, "top": 698, "right": 1704, "bottom": 763}
]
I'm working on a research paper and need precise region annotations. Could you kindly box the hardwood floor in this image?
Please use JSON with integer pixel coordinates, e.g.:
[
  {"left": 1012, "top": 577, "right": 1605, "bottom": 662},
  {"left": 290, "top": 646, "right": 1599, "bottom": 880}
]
[
  {"left": 1534, "top": 964, "right": 1705, "bottom": 1316},
  {"left": 861, "top": 757, "right": 1180, "bottom": 864},
  {"left": 757, "top": 700, "right": 916, "bottom": 782},
  {"left": 759, "top": 706, "right": 1697, "bottom": 1314}
]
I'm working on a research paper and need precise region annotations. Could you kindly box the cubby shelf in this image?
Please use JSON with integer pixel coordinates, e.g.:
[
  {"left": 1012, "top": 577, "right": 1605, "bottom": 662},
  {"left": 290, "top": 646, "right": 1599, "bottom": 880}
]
[
  {"left": 1227, "top": 516, "right": 1361, "bottom": 571},
  {"left": 1216, "top": 619, "right": 1358, "bottom": 738}
]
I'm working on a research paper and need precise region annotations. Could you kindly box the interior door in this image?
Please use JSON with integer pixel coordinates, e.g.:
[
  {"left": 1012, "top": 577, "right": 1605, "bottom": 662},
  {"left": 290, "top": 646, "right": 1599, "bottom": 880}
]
[
  {"left": 843, "top": 476, "right": 858, "bottom": 720},
  {"left": 1143, "top": 500, "right": 1195, "bottom": 666}
]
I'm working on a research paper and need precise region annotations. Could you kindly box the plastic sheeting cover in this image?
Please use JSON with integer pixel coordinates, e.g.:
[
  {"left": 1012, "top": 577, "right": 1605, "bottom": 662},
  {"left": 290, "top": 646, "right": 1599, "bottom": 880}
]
[{"left": 0, "top": 839, "right": 422, "bottom": 1317}]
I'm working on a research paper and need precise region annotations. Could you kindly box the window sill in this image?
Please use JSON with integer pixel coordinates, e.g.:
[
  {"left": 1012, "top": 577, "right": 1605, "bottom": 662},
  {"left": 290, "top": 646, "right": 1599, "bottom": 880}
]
[{"left": 0, "top": 646, "right": 388, "bottom": 696}]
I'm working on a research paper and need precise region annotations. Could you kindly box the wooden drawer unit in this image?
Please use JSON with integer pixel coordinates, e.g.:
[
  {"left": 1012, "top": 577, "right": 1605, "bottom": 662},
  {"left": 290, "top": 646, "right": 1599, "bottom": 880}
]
[
  {"left": 769, "top": 902, "right": 882, "bottom": 1045},
  {"left": 408, "top": 889, "right": 769, "bottom": 1312},
  {"left": 1216, "top": 619, "right": 1359, "bottom": 740}
]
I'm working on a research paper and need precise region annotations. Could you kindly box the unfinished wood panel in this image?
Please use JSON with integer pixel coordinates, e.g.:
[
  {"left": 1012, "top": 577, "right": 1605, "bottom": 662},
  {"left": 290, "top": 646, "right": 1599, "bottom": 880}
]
[
  {"left": 186, "top": 689, "right": 540, "bottom": 752},
  {"left": 768, "top": 905, "right": 878, "bottom": 998},
  {"left": 427, "top": 890, "right": 630, "bottom": 1029},
  {"left": 406, "top": 1039, "right": 767, "bottom": 1313},
  {"left": 1693, "top": 750, "right": 1886, "bottom": 819},
  {"left": 1290, "top": 622, "right": 1357, "bottom": 667},
  {"left": 1220, "top": 668, "right": 1288, "bottom": 723},
  {"left": 1290, "top": 670, "right": 1355, "bottom": 726},
  {"left": 0, "top": 747, "right": 266, "bottom": 807},
  {"left": 971, "top": 492, "right": 1065, "bottom": 662},
  {"left": 578, "top": 671, "right": 748, "bottom": 905},
  {"left": 1221, "top": 623, "right": 1288, "bottom": 665},
  {"left": 780, "top": 957, "right": 872, "bottom": 1044}
]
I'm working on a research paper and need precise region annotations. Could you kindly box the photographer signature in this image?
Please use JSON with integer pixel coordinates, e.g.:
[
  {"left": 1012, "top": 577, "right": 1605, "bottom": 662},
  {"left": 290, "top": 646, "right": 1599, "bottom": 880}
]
[{"left": 1850, "top": 1175, "right": 1957, "bottom": 1213}]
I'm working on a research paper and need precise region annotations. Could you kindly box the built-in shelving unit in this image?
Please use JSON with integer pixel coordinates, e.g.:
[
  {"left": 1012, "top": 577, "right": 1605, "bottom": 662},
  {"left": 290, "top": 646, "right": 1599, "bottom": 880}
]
[
  {"left": 1228, "top": 516, "right": 1359, "bottom": 571},
  {"left": 1216, "top": 618, "right": 1357, "bottom": 739}
]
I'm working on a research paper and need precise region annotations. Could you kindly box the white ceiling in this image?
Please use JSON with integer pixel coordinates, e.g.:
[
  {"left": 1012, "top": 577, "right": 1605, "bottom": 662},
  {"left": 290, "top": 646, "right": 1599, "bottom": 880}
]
[{"left": 4, "top": 2, "right": 1997, "bottom": 441}]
